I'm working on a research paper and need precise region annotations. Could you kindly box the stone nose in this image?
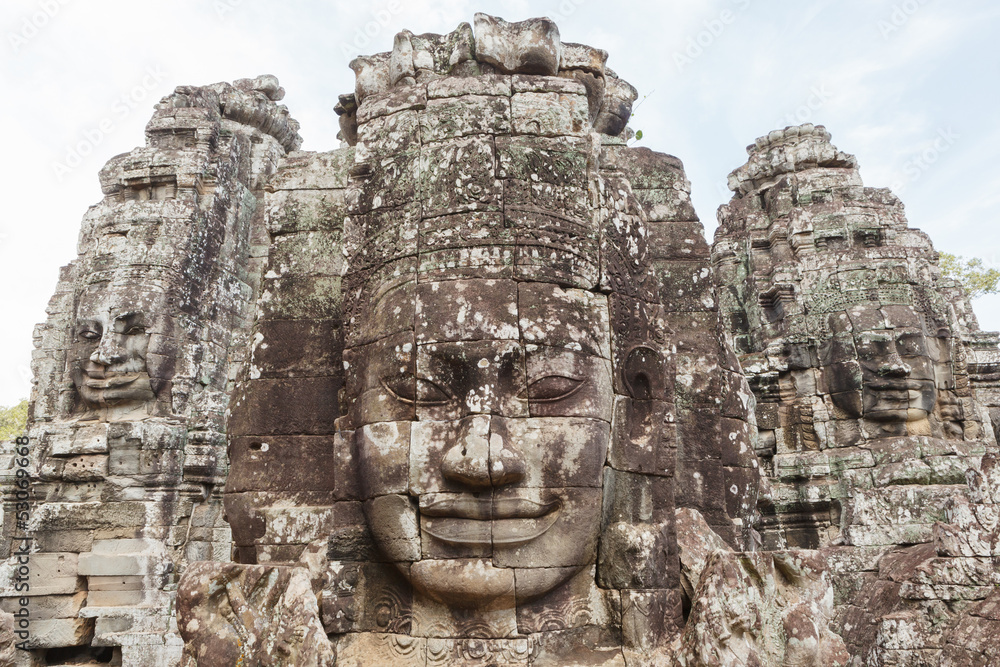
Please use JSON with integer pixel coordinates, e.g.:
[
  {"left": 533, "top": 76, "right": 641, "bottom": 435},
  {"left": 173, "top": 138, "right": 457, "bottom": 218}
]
[
  {"left": 90, "top": 333, "right": 126, "bottom": 366},
  {"left": 877, "top": 352, "right": 912, "bottom": 378},
  {"left": 441, "top": 415, "right": 525, "bottom": 490},
  {"left": 487, "top": 416, "right": 525, "bottom": 487}
]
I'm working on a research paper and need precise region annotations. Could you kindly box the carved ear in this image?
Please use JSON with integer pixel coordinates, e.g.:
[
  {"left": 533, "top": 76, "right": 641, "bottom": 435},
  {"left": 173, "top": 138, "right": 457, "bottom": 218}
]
[{"left": 622, "top": 346, "right": 662, "bottom": 400}]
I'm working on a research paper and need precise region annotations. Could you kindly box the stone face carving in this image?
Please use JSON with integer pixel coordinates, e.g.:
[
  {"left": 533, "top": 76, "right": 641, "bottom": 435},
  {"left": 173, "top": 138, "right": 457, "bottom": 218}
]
[
  {"left": 822, "top": 303, "right": 952, "bottom": 436},
  {"left": 713, "top": 124, "right": 1000, "bottom": 665},
  {"left": 207, "top": 14, "right": 761, "bottom": 666},
  {"left": 1, "top": 77, "right": 300, "bottom": 665},
  {"left": 9, "top": 13, "right": 1000, "bottom": 667},
  {"left": 69, "top": 283, "right": 169, "bottom": 421},
  {"left": 713, "top": 123, "right": 996, "bottom": 550}
]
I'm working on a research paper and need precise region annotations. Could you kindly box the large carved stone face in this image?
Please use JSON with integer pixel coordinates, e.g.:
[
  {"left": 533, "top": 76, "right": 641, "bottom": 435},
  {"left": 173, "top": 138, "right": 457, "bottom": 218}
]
[
  {"left": 352, "top": 278, "right": 612, "bottom": 607},
  {"left": 68, "top": 285, "right": 165, "bottom": 417},
  {"left": 823, "top": 305, "right": 951, "bottom": 433}
]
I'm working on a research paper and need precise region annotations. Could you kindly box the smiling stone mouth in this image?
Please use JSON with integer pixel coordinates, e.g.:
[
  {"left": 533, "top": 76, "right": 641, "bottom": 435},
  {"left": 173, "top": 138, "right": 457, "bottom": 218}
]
[
  {"left": 866, "top": 379, "right": 927, "bottom": 391},
  {"left": 84, "top": 372, "right": 143, "bottom": 388},
  {"left": 419, "top": 496, "right": 561, "bottom": 546}
]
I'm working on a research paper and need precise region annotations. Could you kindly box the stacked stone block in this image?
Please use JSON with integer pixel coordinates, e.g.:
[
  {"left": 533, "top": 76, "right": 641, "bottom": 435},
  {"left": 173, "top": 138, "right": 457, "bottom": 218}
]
[
  {"left": 180, "top": 14, "right": 761, "bottom": 667},
  {"left": 1, "top": 76, "right": 301, "bottom": 665},
  {"left": 712, "top": 124, "right": 1000, "bottom": 665}
]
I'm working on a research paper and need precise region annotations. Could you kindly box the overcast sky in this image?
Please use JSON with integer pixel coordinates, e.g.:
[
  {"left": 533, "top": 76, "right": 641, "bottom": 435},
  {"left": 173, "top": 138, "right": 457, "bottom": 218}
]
[{"left": 1, "top": 0, "right": 997, "bottom": 406}]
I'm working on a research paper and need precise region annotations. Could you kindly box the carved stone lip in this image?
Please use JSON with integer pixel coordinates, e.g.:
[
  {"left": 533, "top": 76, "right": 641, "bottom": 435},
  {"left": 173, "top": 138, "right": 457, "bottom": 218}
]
[
  {"left": 420, "top": 496, "right": 558, "bottom": 519},
  {"left": 866, "top": 379, "right": 928, "bottom": 391},
  {"left": 419, "top": 496, "right": 562, "bottom": 546},
  {"left": 83, "top": 371, "right": 143, "bottom": 388}
]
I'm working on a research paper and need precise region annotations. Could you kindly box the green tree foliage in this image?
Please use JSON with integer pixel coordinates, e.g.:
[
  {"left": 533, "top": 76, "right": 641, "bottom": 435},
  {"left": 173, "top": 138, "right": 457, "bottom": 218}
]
[
  {"left": 940, "top": 253, "right": 1000, "bottom": 299},
  {"left": 0, "top": 399, "right": 28, "bottom": 440}
]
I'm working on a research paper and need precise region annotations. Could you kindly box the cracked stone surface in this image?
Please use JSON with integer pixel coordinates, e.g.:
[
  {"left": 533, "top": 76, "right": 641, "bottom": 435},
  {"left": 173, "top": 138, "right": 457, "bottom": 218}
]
[
  {"left": 2, "top": 13, "right": 998, "bottom": 667},
  {"left": 712, "top": 124, "right": 1000, "bottom": 665}
]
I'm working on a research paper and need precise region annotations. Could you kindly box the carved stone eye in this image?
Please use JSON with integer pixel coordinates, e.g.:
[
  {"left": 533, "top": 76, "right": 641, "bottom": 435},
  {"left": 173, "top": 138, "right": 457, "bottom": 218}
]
[
  {"left": 525, "top": 375, "right": 582, "bottom": 402},
  {"left": 78, "top": 329, "right": 100, "bottom": 341},
  {"left": 382, "top": 377, "right": 452, "bottom": 405}
]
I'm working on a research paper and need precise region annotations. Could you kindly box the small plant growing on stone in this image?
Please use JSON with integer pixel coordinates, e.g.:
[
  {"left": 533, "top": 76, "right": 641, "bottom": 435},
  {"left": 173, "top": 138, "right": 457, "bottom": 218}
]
[
  {"left": 0, "top": 399, "right": 28, "bottom": 440},
  {"left": 940, "top": 253, "right": 1000, "bottom": 299}
]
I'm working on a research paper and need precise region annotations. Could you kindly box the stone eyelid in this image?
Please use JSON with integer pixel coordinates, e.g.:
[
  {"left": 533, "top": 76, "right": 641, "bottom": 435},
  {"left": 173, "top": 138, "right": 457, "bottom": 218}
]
[
  {"left": 381, "top": 376, "right": 453, "bottom": 406},
  {"left": 522, "top": 375, "right": 584, "bottom": 402}
]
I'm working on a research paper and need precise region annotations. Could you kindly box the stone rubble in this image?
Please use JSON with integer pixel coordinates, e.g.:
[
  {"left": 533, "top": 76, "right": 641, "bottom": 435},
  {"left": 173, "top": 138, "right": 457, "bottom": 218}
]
[{"left": 1, "top": 12, "right": 997, "bottom": 667}]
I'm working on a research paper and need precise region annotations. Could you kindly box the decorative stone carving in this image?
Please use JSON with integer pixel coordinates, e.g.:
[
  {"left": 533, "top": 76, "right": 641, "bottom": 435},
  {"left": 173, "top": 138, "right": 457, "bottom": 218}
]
[
  {"left": 1, "top": 77, "right": 301, "bottom": 664},
  {"left": 713, "top": 123, "right": 997, "bottom": 550},
  {"left": 177, "top": 562, "right": 334, "bottom": 666},
  {"left": 195, "top": 14, "right": 761, "bottom": 666},
  {"left": 68, "top": 282, "right": 170, "bottom": 422},
  {"left": 671, "top": 507, "right": 849, "bottom": 667},
  {"left": 713, "top": 124, "right": 1000, "bottom": 665},
  {"left": 7, "top": 12, "right": 999, "bottom": 667}
]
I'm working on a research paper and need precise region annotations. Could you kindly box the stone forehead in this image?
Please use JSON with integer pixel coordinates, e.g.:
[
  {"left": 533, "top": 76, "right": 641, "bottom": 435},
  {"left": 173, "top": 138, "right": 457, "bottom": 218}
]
[
  {"left": 76, "top": 280, "right": 170, "bottom": 310},
  {"left": 365, "top": 278, "right": 611, "bottom": 357}
]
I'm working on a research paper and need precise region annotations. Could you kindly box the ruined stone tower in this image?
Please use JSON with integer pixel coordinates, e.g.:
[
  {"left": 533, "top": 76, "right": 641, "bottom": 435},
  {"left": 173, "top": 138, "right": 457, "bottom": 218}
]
[
  {"left": 713, "top": 124, "right": 1000, "bottom": 665},
  {"left": 1, "top": 76, "right": 302, "bottom": 664},
  {"left": 2, "top": 12, "right": 998, "bottom": 667}
]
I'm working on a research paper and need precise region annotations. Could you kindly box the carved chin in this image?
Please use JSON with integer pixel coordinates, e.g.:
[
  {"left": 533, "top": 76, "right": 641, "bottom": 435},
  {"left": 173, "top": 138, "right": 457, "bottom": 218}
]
[{"left": 409, "top": 559, "right": 516, "bottom": 607}]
